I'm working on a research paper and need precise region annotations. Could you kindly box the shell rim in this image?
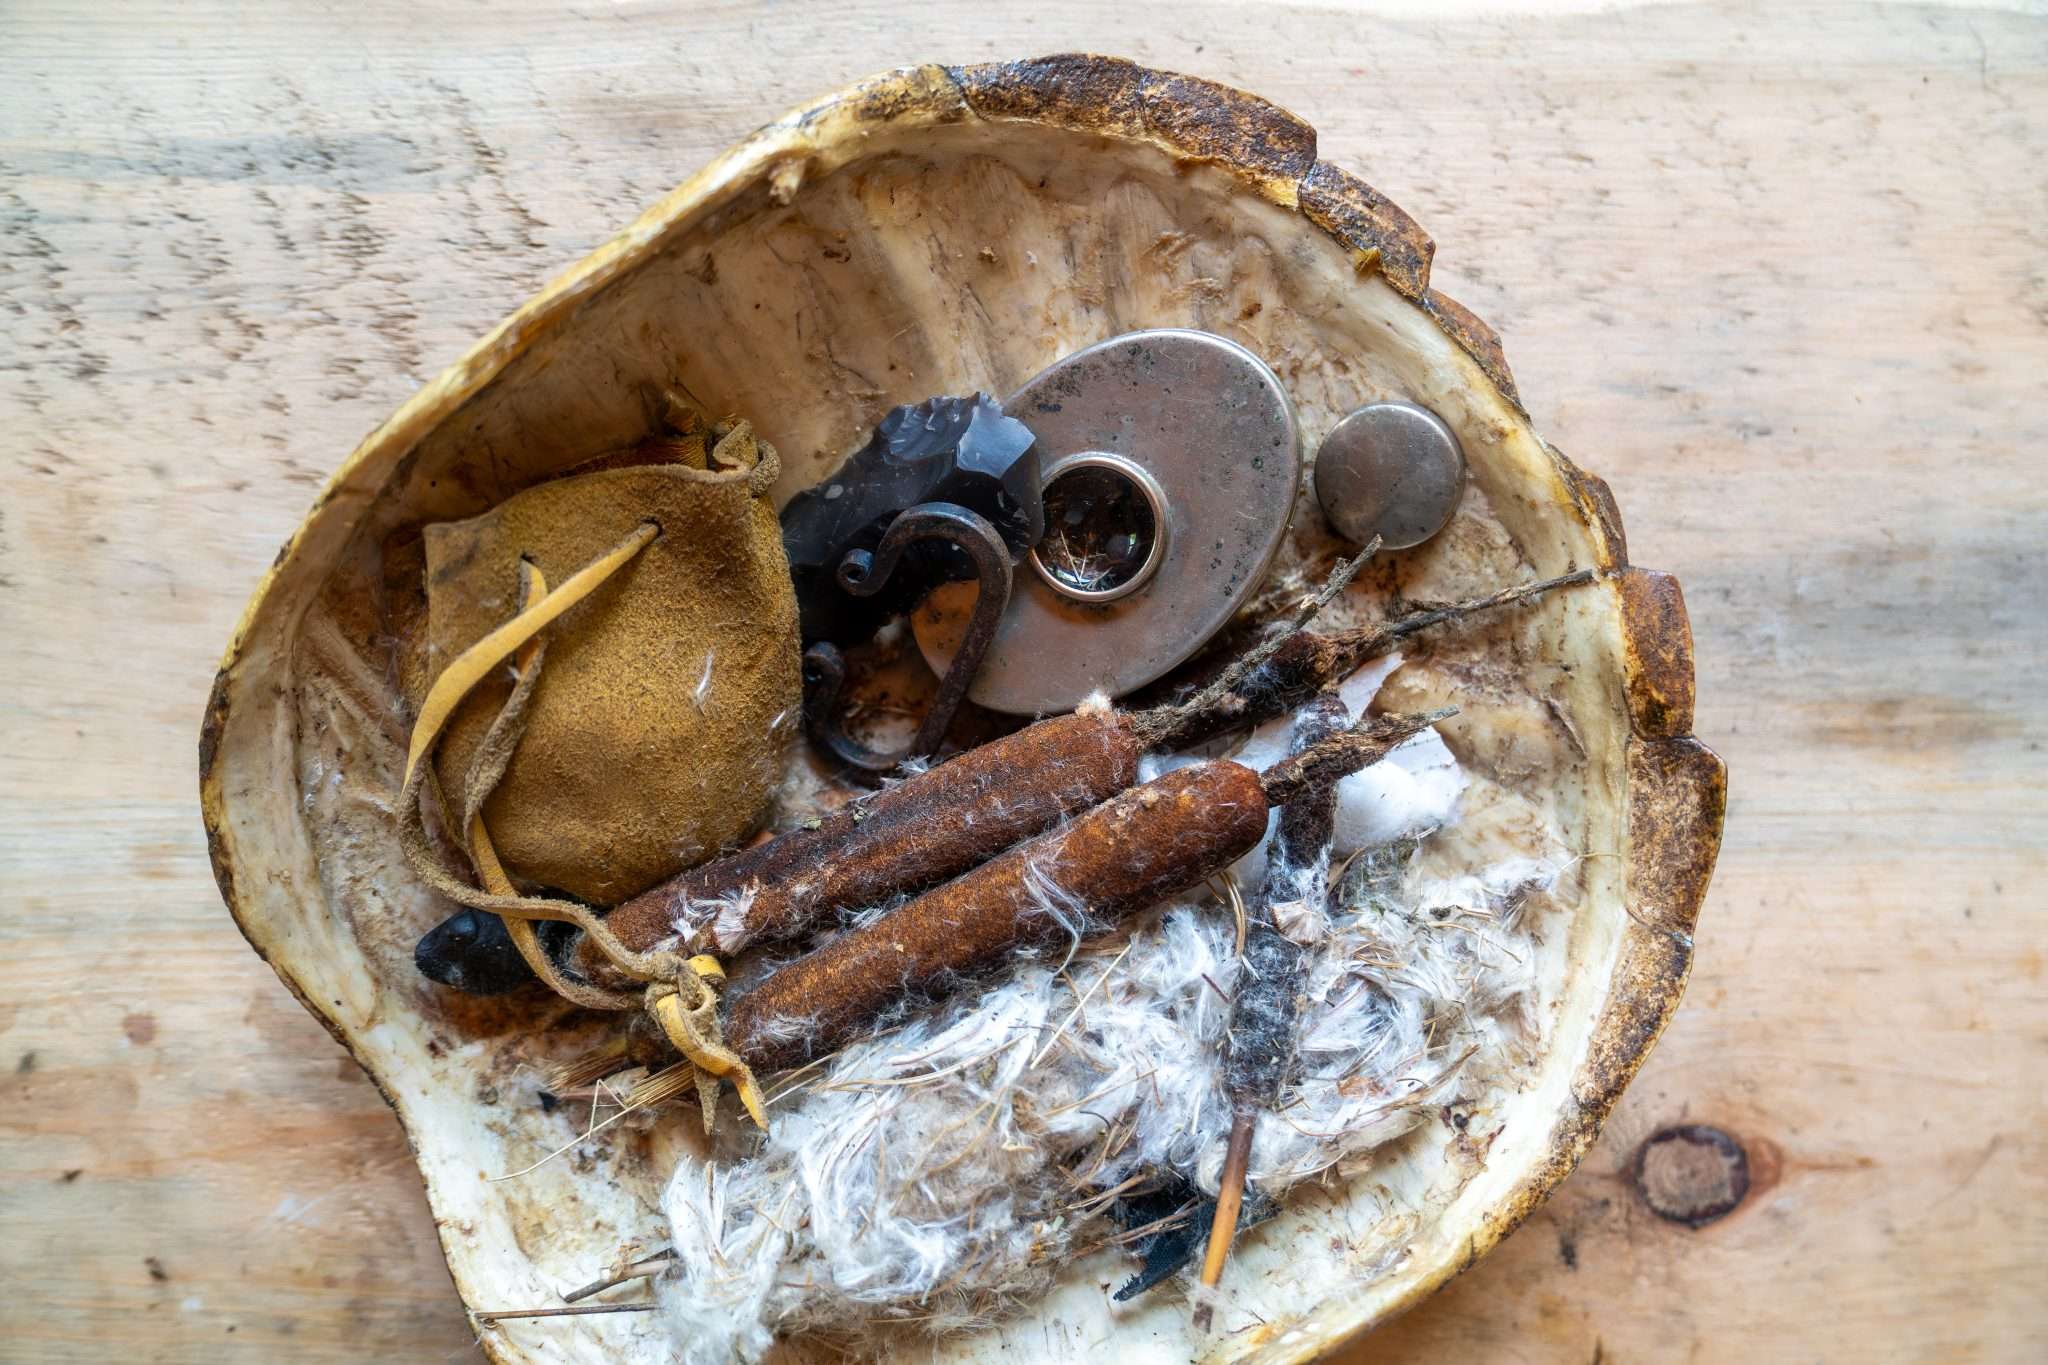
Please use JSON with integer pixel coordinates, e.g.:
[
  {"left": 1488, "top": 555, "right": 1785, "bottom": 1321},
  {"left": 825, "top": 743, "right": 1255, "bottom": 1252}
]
[{"left": 196, "top": 52, "right": 1727, "bottom": 1363}]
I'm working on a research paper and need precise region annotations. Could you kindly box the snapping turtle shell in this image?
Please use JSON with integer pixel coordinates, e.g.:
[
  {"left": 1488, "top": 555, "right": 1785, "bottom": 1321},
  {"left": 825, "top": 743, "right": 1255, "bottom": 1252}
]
[{"left": 199, "top": 54, "right": 1724, "bottom": 1365}]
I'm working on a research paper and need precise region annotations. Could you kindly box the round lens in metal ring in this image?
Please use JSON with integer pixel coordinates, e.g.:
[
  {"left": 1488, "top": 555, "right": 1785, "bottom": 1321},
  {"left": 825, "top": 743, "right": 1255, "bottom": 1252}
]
[{"left": 1029, "top": 454, "right": 1168, "bottom": 603}]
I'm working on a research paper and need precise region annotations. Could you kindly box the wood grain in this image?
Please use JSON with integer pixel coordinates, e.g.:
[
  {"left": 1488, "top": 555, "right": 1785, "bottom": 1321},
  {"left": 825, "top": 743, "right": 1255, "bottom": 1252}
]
[{"left": 2, "top": 2, "right": 2043, "bottom": 1361}]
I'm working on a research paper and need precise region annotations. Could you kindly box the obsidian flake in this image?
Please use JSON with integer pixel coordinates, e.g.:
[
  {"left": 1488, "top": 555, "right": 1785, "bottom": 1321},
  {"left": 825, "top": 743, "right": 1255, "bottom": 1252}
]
[{"left": 780, "top": 394, "right": 1041, "bottom": 645}]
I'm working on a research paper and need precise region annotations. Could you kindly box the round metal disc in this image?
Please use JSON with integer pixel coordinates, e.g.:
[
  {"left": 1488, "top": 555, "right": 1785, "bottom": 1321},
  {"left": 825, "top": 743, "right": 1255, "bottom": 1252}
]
[
  {"left": 1312, "top": 401, "right": 1467, "bottom": 550},
  {"left": 913, "top": 329, "right": 1299, "bottom": 715}
]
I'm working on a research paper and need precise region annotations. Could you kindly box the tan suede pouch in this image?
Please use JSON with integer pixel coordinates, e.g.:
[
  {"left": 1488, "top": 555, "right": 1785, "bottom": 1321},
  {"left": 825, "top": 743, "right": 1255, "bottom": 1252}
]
[{"left": 417, "top": 439, "right": 799, "bottom": 905}]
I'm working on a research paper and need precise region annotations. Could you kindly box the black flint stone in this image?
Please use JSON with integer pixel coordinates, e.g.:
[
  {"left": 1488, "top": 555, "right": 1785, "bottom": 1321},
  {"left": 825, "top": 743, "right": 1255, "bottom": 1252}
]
[
  {"left": 414, "top": 910, "right": 575, "bottom": 996},
  {"left": 780, "top": 394, "right": 1041, "bottom": 645},
  {"left": 1110, "top": 1179, "right": 1276, "bottom": 1301}
]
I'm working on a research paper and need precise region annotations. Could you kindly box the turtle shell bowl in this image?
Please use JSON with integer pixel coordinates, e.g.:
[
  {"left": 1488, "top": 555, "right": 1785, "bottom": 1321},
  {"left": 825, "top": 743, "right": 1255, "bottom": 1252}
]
[{"left": 199, "top": 56, "right": 1724, "bottom": 1365}]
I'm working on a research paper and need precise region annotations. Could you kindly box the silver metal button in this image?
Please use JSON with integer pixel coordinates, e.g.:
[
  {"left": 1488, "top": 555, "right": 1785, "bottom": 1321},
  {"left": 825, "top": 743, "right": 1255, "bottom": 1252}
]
[{"left": 1313, "top": 401, "right": 1466, "bottom": 550}]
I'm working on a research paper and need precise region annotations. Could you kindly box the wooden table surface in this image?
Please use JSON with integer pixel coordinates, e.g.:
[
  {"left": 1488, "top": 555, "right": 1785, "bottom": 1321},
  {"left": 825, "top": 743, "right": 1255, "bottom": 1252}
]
[{"left": 4, "top": 2, "right": 2043, "bottom": 1360}]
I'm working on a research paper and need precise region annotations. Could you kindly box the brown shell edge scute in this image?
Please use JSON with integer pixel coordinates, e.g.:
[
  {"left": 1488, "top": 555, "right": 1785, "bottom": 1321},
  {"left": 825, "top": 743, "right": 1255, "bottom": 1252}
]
[
  {"left": 842, "top": 63, "right": 970, "bottom": 126},
  {"left": 1421, "top": 289, "right": 1518, "bottom": 406},
  {"left": 1578, "top": 735, "right": 1726, "bottom": 1109},
  {"left": 949, "top": 54, "right": 1145, "bottom": 135},
  {"left": 1295, "top": 160, "right": 1434, "bottom": 299},
  {"left": 1622, "top": 737, "right": 1725, "bottom": 938},
  {"left": 1549, "top": 446, "right": 1629, "bottom": 569},
  {"left": 950, "top": 55, "right": 1317, "bottom": 188},
  {"left": 1463, "top": 1092, "right": 1603, "bottom": 1292},
  {"left": 1137, "top": 69, "right": 1317, "bottom": 182},
  {"left": 1618, "top": 569, "right": 1698, "bottom": 738},
  {"left": 198, "top": 642, "right": 247, "bottom": 918}
]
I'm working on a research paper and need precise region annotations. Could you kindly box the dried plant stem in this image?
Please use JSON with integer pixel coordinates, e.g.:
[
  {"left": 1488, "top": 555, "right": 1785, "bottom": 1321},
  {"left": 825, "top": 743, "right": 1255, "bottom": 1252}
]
[
  {"left": 563, "top": 1249, "right": 675, "bottom": 1304},
  {"left": 1130, "top": 540, "right": 1378, "bottom": 749},
  {"left": 1160, "top": 567, "right": 1592, "bottom": 749},
  {"left": 1356, "top": 567, "right": 1596, "bottom": 656},
  {"left": 1195, "top": 1114, "right": 1257, "bottom": 1328},
  {"left": 474, "top": 1303, "right": 659, "bottom": 1322},
  {"left": 598, "top": 711, "right": 1145, "bottom": 961},
  {"left": 541, "top": 1037, "right": 636, "bottom": 1094}
]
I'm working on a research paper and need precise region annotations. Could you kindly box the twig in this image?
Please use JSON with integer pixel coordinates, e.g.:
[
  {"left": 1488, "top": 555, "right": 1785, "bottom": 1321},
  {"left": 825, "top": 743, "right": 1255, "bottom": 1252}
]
[
  {"left": 562, "top": 1249, "right": 676, "bottom": 1304},
  {"left": 1134, "top": 539, "right": 1379, "bottom": 747},
  {"left": 1356, "top": 567, "right": 1596, "bottom": 658},
  {"left": 1195, "top": 1114, "right": 1257, "bottom": 1329},
  {"left": 474, "top": 1303, "right": 659, "bottom": 1322},
  {"left": 1156, "top": 566, "right": 1590, "bottom": 751}
]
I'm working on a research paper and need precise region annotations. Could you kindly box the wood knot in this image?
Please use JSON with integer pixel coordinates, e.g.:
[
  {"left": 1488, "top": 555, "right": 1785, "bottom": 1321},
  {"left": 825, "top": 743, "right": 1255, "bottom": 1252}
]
[{"left": 1633, "top": 1123, "right": 1750, "bottom": 1228}]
